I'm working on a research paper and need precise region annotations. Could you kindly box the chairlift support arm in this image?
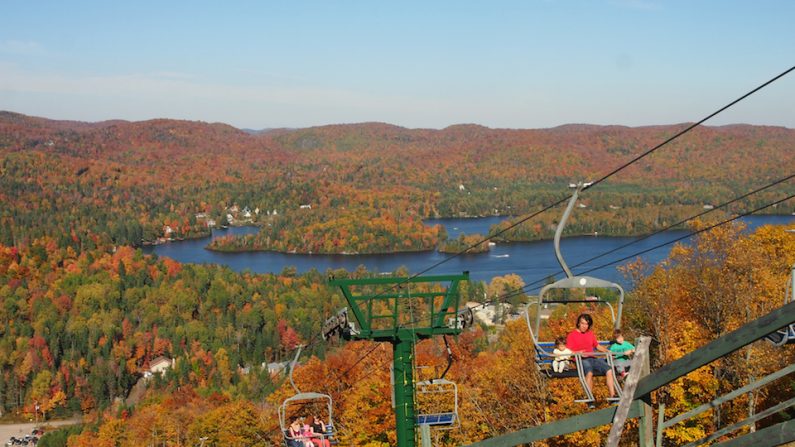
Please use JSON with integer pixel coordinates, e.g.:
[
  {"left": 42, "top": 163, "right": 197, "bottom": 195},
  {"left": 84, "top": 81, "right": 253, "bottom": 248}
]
[
  {"left": 554, "top": 183, "right": 584, "bottom": 279},
  {"left": 288, "top": 345, "right": 303, "bottom": 394}
]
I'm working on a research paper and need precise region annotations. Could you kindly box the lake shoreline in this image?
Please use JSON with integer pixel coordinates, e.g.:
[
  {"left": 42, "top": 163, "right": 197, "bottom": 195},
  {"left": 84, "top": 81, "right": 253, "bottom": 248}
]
[
  {"left": 142, "top": 214, "right": 793, "bottom": 255},
  {"left": 142, "top": 215, "right": 794, "bottom": 289}
]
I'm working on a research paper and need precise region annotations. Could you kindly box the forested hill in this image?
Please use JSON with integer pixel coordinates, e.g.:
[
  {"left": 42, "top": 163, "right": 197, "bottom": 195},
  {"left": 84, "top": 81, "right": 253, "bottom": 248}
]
[
  {"left": 1, "top": 111, "right": 793, "bottom": 253},
  {"left": 3, "top": 111, "right": 793, "bottom": 186}
]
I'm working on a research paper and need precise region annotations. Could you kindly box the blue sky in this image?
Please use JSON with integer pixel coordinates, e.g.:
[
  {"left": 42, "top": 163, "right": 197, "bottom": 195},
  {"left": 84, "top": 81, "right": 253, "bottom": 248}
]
[{"left": 1, "top": 1, "right": 793, "bottom": 129}]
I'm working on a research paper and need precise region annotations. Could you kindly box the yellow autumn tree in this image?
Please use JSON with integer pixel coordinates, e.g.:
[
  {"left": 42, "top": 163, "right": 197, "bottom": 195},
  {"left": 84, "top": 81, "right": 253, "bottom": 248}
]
[
  {"left": 187, "top": 400, "right": 269, "bottom": 447},
  {"left": 626, "top": 221, "right": 795, "bottom": 444}
]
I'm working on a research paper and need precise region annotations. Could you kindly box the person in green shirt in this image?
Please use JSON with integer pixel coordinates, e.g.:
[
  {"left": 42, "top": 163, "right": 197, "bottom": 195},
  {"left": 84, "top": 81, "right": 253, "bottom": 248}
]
[{"left": 609, "top": 329, "right": 635, "bottom": 378}]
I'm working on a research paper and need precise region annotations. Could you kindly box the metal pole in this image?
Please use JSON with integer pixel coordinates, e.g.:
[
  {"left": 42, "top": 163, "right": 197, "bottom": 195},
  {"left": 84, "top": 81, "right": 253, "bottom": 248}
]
[
  {"left": 393, "top": 336, "right": 416, "bottom": 447},
  {"left": 420, "top": 424, "right": 432, "bottom": 447}
]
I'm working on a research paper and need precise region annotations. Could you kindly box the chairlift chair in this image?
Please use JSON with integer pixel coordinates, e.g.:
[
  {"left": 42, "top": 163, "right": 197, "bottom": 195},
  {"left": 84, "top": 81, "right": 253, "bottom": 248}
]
[
  {"left": 765, "top": 325, "right": 795, "bottom": 345},
  {"left": 414, "top": 336, "right": 460, "bottom": 429},
  {"left": 279, "top": 392, "right": 336, "bottom": 446},
  {"left": 523, "top": 182, "right": 625, "bottom": 403},
  {"left": 528, "top": 277, "right": 625, "bottom": 403},
  {"left": 279, "top": 346, "right": 337, "bottom": 446},
  {"left": 764, "top": 264, "right": 795, "bottom": 346},
  {"left": 415, "top": 378, "right": 460, "bottom": 429},
  {"left": 446, "top": 306, "right": 475, "bottom": 330},
  {"left": 322, "top": 307, "right": 358, "bottom": 340}
]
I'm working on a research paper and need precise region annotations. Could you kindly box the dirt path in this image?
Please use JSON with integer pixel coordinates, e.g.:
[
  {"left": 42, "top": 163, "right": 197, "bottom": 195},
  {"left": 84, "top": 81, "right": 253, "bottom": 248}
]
[{"left": 0, "top": 418, "right": 81, "bottom": 444}]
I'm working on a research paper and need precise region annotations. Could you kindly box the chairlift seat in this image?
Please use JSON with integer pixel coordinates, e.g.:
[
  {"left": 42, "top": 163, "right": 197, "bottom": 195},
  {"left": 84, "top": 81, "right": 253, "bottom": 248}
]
[
  {"left": 534, "top": 341, "right": 613, "bottom": 378},
  {"left": 416, "top": 412, "right": 457, "bottom": 426},
  {"left": 544, "top": 368, "right": 582, "bottom": 378}
]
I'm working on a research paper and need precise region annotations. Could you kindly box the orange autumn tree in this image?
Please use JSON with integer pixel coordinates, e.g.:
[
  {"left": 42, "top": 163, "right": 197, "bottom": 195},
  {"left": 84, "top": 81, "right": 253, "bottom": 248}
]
[{"left": 446, "top": 320, "right": 547, "bottom": 445}]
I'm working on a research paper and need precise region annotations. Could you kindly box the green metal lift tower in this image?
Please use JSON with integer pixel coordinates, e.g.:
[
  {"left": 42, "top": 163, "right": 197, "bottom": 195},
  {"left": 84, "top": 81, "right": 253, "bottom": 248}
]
[{"left": 330, "top": 272, "right": 469, "bottom": 447}]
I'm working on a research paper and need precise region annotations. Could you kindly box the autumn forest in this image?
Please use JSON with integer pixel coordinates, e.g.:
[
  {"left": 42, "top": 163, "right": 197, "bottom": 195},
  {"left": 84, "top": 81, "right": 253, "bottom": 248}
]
[{"left": 0, "top": 111, "right": 794, "bottom": 446}]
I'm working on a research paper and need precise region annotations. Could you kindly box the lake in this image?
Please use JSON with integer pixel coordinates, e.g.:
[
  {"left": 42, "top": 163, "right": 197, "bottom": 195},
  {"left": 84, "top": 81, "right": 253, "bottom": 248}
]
[{"left": 143, "top": 215, "right": 794, "bottom": 292}]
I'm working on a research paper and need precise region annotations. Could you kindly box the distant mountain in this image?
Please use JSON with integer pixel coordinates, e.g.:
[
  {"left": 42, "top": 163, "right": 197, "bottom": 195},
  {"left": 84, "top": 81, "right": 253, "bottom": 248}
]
[
  {"left": 2, "top": 111, "right": 793, "bottom": 187},
  {"left": 1, "top": 110, "right": 793, "bottom": 249}
]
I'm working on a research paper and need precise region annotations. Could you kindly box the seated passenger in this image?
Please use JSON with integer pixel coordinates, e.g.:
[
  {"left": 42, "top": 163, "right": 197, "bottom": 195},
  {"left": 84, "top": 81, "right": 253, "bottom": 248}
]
[
  {"left": 308, "top": 415, "right": 331, "bottom": 447},
  {"left": 609, "top": 329, "right": 635, "bottom": 378},
  {"left": 288, "top": 418, "right": 313, "bottom": 447},
  {"left": 566, "top": 313, "right": 616, "bottom": 400},
  {"left": 552, "top": 336, "right": 573, "bottom": 373}
]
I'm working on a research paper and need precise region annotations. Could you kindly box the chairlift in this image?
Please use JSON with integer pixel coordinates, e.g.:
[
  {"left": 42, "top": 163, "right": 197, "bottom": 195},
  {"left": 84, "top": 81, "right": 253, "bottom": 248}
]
[
  {"left": 764, "top": 264, "right": 795, "bottom": 346},
  {"left": 524, "top": 182, "right": 624, "bottom": 403},
  {"left": 414, "top": 336, "right": 460, "bottom": 429},
  {"left": 322, "top": 307, "right": 358, "bottom": 340},
  {"left": 447, "top": 306, "right": 475, "bottom": 330},
  {"left": 279, "top": 346, "right": 337, "bottom": 446},
  {"left": 415, "top": 378, "right": 460, "bottom": 428}
]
